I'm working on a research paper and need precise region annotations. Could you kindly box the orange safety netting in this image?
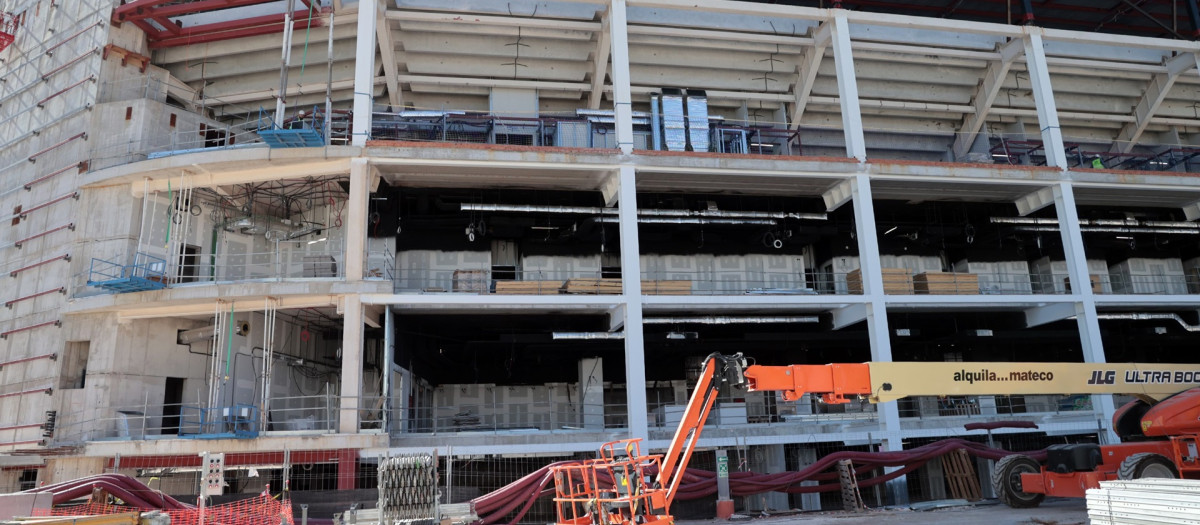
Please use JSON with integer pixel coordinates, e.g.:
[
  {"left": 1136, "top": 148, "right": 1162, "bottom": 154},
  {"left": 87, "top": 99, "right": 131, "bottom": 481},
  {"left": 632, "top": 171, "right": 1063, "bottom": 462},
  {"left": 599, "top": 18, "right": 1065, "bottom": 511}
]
[{"left": 36, "top": 495, "right": 294, "bottom": 525}]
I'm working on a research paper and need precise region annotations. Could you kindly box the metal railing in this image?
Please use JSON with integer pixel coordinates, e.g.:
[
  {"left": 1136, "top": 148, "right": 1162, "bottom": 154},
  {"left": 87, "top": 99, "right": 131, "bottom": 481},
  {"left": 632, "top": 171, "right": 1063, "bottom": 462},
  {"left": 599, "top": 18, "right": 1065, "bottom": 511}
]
[
  {"left": 48, "top": 395, "right": 387, "bottom": 445},
  {"left": 401, "top": 402, "right": 626, "bottom": 434},
  {"left": 897, "top": 394, "right": 1093, "bottom": 419}
]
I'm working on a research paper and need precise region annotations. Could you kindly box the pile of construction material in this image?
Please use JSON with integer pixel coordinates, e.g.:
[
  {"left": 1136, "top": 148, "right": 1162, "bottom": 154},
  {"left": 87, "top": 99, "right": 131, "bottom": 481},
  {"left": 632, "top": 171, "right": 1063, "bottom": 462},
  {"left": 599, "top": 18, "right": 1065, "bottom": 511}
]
[
  {"left": 377, "top": 453, "right": 438, "bottom": 525},
  {"left": 1087, "top": 478, "right": 1200, "bottom": 524}
]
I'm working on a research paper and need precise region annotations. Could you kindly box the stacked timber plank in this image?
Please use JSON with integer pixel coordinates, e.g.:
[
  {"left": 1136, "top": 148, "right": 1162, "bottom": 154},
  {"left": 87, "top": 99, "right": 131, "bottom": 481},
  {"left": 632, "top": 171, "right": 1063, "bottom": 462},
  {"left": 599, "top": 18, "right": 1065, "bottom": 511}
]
[
  {"left": 913, "top": 272, "right": 979, "bottom": 295},
  {"left": 1088, "top": 479, "right": 1200, "bottom": 524},
  {"left": 641, "top": 280, "right": 692, "bottom": 295},
  {"left": 562, "top": 278, "right": 623, "bottom": 294},
  {"left": 494, "top": 280, "right": 563, "bottom": 295},
  {"left": 847, "top": 268, "right": 913, "bottom": 295}
]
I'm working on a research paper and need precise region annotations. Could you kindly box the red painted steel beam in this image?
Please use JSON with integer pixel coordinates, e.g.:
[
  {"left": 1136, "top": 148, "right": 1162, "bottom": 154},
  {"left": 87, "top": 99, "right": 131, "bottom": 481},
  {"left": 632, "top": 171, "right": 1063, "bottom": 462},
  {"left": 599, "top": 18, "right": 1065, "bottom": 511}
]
[
  {"left": 149, "top": 13, "right": 319, "bottom": 49},
  {"left": 116, "top": 0, "right": 278, "bottom": 23}
]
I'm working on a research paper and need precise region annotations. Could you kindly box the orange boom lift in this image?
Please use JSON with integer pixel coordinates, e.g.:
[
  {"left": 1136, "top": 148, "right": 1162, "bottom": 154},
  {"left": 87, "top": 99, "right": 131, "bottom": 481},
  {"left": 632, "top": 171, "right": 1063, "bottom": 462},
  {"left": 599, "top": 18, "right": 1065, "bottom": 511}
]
[{"left": 549, "top": 354, "right": 1200, "bottom": 524}]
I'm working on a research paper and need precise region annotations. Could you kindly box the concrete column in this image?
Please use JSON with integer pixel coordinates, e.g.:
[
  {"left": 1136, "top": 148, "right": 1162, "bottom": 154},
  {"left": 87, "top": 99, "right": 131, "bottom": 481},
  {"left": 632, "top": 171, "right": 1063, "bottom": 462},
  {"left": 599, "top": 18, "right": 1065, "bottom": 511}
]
[
  {"left": 796, "top": 447, "right": 821, "bottom": 511},
  {"left": 352, "top": 0, "right": 378, "bottom": 147},
  {"left": 579, "top": 357, "right": 605, "bottom": 429},
  {"left": 745, "top": 445, "right": 788, "bottom": 512},
  {"left": 609, "top": 0, "right": 635, "bottom": 154},
  {"left": 1022, "top": 30, "right": 1068, "bottom": 169},
  {"left": 383, "top": 307, "right": 394, "bottom": 433},
  {"left": 616, "top": 166, "right": 648, "bottom": 439},
  {"left": 849, "top": 174, "right": 906, "bottom": 504},
  {"left": 339, "top": 295, "right": 364, "bottom": 433},
  {"left": 715, "top": 449, "right": 733, "bottom": 518},
  {"left": 345, "top": 159, "right": 370, "bottom": 280},
  {"left": 829, "top": 14, "right": 866, "bottom": 162},
  {"left": 1053, "top": 182, "right": 1118, "bottom": 443}
]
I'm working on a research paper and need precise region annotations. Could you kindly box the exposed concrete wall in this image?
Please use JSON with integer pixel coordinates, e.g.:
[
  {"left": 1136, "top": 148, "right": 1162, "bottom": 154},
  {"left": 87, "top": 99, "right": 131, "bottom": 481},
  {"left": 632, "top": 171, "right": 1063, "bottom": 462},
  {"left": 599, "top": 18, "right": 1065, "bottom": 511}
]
[{"left": 44, "top": 456, "right": 105, "bottom": 486}]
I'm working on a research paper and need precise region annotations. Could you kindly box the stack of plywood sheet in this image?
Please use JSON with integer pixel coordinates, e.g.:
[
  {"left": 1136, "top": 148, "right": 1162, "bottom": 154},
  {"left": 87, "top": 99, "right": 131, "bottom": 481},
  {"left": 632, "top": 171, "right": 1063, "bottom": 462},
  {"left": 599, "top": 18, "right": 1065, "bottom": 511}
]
[
  {"left": 494, "top": 280, "right": 563, "bottom": 294},
  {"left": 452, "top": 269, "right": 487, "bottom": 293},
  {"left": 847, "top": 268, "right": 913, "bottom": 295},
  {"left": 562, "top": 278, "right": 623, "bottom": 294},
  {"left": 641, "top": 280, "right": 692, "bottom": 295},
  {"left": 913, "top": 272, "right": 978, "bottom": 294}
]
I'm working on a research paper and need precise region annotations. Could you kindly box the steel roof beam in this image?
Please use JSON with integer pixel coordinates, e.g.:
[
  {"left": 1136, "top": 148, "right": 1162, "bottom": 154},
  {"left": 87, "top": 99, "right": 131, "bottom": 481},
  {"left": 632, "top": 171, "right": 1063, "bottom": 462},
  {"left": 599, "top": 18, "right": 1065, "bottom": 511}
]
[
  {"left": 789, "top": 20, "right": 829, "bottom": 130},
  {"left": 376, "top": 6, "right": 402, "bottom": 108},
  {"left": 589, "top": 9, "right": 611, "bottom": 109},
  {"left": 952, "top": 37, "right": 1024, "bottom": 160},
  {"left": 1112, "top": 51, "right": 1199, "bottom": 153}
]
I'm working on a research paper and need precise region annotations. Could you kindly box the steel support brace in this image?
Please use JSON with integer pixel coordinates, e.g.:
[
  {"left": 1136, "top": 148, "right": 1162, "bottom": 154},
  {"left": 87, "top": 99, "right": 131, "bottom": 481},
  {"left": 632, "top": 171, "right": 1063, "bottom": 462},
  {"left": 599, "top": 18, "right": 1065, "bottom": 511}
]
[
  {"left": 0, "top": 388, "right": 52, "bottom": 398},
  {"left": 1, "top": 320, "right": 62, "bottom": 339},
  {"left": 28, "top": 134, "right": 87, "bottom": 163},
  {"left": 13, "top": 223, "right": 75, "bottom": 248},
  {"left": 15, "top": 192, "right": 79, "bottom": 219},
  {"left": 5, "top": 287, "right": 65, "bottom": 308},
  {"left": 0, "top": 353, "right": 57, "bottom": 369},
  {"left": 9, "top": 254, "right": 70, "bottom": 277},
  {"left": 25, "top": 163, "right": 84, "bottom": 190}
]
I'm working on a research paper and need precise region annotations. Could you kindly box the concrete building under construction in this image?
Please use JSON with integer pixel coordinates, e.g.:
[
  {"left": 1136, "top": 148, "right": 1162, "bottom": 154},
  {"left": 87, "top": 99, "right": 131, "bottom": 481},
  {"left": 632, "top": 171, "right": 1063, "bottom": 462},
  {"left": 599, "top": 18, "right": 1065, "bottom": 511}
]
[{"left": 4, "top": 0, "right": 1200, "bottom": 517}]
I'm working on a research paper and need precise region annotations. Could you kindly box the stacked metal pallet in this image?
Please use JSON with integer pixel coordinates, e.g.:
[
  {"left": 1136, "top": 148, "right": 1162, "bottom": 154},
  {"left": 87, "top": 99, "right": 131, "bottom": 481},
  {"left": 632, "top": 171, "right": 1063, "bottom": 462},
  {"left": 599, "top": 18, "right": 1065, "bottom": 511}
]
[
  {"left": 377, "top": 453, "right": 439, "bottom": 525},
  {"left": 1087, "top": 478, "right": 1200, "bottom": 524}
]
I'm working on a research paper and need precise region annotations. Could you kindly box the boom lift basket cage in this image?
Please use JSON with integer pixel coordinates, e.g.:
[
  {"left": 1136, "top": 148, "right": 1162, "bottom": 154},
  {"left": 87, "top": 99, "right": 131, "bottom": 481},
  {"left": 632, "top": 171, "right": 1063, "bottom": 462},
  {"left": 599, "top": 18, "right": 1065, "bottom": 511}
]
[
  {"left": 551, "top": 439, "right": 672, "bottom": 525},
  {"left": 0, "top": 12, "right": 17, "bottom": 53}
]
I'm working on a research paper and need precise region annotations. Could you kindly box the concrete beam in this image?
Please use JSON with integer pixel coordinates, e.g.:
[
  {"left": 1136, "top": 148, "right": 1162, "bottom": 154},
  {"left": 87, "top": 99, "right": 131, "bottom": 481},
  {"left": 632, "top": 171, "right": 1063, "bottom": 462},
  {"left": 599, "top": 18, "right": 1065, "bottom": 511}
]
[
  {"left": 608, "top": 304, "right": 626, "bottom": 331},
  {"left": 600, "top": 170, "right": 620, "bottom": 207},
  {"left": 386, "top": 10, "right": 602, "bottom": 33},
  {"left": 376, "top": 6, "right": 403, "bottom": 108},
  {"left": 1014, "top": 186, "right": 1056, "bottom": 216},
  {"left": 821, "top": 178, "right": 854, "bottom": 212},
  {"left": 1023, "top": 302, "right": 1077, "bottom": 328},
  {"left": 789, "top": 21, "right": 828, "bottom": 129},
  {"left": 1183, "top": 200, "right": 1200, "bottom": 221},
  {"left": 589, "top": 11, "right": 612, "bottom": 109},
  {"left": 952, "top": 38, "right": 1024, "bottom": 160},
  {"left": 830, "top": 303, "right": 867, "bottom": 330},
  {"left": 364, "top": 304, "right": 384, "bottom": 328},
  {"left": 1112, "top": 52, "right": 1198, "bottom": 153},
  {"left": 132, "top": 159, "right": 351, "bottom": 195},
  {"left": 114, "top": 295, "right": 342, "bottom": 320}
]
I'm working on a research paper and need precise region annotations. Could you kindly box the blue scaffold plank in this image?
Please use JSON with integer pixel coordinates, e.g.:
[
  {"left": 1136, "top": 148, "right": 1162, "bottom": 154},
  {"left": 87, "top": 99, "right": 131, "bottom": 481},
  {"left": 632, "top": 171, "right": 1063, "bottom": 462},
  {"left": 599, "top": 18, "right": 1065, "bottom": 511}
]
[{"left": 258, "top": 128, "right": 325, "bottom": 148}]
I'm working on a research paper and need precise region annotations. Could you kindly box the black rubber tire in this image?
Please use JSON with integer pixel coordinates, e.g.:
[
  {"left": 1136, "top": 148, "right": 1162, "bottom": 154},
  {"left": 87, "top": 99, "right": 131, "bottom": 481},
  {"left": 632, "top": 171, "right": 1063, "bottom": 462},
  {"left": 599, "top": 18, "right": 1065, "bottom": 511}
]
[
  {"left": 992, "top": 454, "right": 1046, "bottom": 509},
  {"left": 1117, "top": 452, "right": 1178, "bottom": 480}
]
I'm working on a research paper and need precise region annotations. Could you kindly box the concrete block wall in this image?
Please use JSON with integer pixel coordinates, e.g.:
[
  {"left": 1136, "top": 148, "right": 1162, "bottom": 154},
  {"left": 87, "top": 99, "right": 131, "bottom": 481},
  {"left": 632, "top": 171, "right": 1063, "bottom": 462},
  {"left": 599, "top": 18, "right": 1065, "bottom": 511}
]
[{"left": 0, "top": 0, "right": 110, "bottom": 454}]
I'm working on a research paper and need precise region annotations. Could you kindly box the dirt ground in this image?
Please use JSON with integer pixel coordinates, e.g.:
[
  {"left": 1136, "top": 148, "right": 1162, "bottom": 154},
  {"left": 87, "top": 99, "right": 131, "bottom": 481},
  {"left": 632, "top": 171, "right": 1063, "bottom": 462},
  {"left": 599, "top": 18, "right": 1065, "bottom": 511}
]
[{"left": 680, "top": 498, "right": 1088, "bottom": 525}]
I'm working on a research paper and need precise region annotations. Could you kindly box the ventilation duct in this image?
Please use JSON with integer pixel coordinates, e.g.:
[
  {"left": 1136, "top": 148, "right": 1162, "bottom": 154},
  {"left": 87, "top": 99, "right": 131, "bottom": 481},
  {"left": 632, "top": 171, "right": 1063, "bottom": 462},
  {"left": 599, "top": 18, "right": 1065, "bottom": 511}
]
[
  {"left": 1096, "top": 313, "right": 1200, "bottom": 332},
  {"left": 460, "top": 203, "right": 826, "bottom": 221},
  {"left": 593, "top": 217, "right": 777, "bottom": 226},
  {"left": 642, "top": 316, "right": 819, "bottom": 325},
  {"left": 178, "top": 321, "right": 250, "bottom": 345},
  {"left": 660, "top": 89, "right": 687, "bottom": 151},
  {"left": 552, "top": 332, "right": 625, "bottom": 340}
]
